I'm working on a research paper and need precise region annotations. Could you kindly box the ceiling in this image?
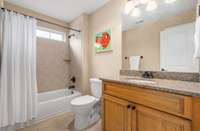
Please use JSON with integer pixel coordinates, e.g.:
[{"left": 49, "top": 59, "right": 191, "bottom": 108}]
[
  {"left": 7, "top": 0, "right": 110, "bottom": 22},
  {"left": 123, "top": 0, "right": 196, "bottom": 31}
]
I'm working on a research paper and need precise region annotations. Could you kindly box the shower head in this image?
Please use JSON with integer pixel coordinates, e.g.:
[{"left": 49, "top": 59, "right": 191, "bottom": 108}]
[{"left": 68, "top": 34, "right": 75, "bottom": 39}]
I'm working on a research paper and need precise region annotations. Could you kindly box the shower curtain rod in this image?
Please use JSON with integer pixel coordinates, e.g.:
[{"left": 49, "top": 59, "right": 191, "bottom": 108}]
[{"left": 0, "top": 7, "right": 81, "bottom": 33}]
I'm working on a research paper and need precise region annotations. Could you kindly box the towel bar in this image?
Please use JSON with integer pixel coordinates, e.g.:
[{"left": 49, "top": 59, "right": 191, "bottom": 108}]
[{"left": 124, "top": 56, "right": 143, "bottom": 60}]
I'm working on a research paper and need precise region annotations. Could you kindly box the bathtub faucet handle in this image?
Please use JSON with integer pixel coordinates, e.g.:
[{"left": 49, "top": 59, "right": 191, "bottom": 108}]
[{"left": 68, "top": 85, "right": 75, "bottom": 89}]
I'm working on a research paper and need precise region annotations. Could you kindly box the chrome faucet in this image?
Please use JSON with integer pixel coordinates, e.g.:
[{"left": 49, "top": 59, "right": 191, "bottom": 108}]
[{"left": 142, "top": 71, "right": 154, "bottom": 79}]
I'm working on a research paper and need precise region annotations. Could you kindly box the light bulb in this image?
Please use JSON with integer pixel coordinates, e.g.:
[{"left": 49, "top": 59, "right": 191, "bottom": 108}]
[
  {"left": 124, "top": 0, "right": 134, "bottom": 15},
  {"left": 131, "top": 7, "right": 141, "bottom": 17},
  {"left": 165, "top": 0, "right": 176, "bottom": 4},
  {"left": 146, "top": 0, "right": 157, "bottom": 11},
  {"left": 140, "top": 0, "right": 149, "bottom": 4}
]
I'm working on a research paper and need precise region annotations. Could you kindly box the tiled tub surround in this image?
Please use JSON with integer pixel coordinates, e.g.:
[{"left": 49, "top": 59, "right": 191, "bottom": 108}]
[
  {"left": 101, "top": 76, "right": 200, "bottom": 96},
  {"left": 120, "top": 70, "right": 200, "bottom": 82},
  {"left": 37, "top": 33, "right": 70, "bottom": 93}
]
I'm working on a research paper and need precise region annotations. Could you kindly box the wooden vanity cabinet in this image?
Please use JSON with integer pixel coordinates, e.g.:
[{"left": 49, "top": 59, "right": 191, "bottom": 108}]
[
  {"left": 103, "top": 94, "right": 132, "bottom": 131},
  {"left": 103, "top": 94, "right": 191, "bottom": 131},
  {"left": 102, "top": 82, "right": 200, "bottom": 131}
]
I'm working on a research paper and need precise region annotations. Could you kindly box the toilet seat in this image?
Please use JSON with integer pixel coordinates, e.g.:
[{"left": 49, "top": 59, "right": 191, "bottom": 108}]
[{"left": 71, "top": 95, "right": 96, "bottom": 106}]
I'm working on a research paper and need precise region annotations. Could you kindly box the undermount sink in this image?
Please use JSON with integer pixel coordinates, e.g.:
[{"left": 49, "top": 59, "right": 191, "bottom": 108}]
[{"left": 125, "top": 78, "right": 156, "bottom": 84}]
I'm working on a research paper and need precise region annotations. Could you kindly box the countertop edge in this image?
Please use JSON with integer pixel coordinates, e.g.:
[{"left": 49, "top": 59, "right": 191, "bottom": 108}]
[{"left": 101, "top": 78, "right": 200, "bottom": 97}]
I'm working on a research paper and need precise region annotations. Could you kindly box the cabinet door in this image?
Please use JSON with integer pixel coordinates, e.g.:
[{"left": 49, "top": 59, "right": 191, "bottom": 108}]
[
  {"left": 103, "top": 94, "right": 132, "bottom": 131},
  {"left": 134, "top": 105, "right": 191, "bottom": 131}
]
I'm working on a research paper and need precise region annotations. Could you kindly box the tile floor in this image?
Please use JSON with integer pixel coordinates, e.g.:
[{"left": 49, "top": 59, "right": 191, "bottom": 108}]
[{"left": 17, "top": 112, "right": 102, "bottom": 131}]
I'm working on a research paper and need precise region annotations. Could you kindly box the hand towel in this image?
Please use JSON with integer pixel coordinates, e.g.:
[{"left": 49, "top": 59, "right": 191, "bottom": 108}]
[{"left": 129, "top": 56, "right": 141, "bottom": 70}]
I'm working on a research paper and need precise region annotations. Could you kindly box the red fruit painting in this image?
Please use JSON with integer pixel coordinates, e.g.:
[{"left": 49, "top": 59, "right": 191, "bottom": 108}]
[
  {"left": 95, "top": 29, "right": 112, "bottom": 53},
  {"left": 100, "top": 32, "right": 111, "bottom": 48}
]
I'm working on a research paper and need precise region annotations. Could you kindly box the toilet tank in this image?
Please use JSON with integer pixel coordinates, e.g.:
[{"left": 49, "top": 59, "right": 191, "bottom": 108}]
[{"left": 90, "top": 78, "right": 102, "bottom": 98}]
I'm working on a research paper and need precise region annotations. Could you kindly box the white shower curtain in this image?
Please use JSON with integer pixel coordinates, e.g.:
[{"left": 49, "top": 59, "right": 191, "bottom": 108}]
[{"left": 0, "top": 10, "right": 38, "bottom": 131}]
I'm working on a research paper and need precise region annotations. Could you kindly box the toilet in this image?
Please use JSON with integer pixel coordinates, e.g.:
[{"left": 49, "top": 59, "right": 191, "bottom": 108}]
[{"left": 70, "top": 78, "right": 102, "bottom": 130}]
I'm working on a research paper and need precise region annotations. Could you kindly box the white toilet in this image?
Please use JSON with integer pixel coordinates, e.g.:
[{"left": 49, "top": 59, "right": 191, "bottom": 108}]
[{"left": 70, "top": 78, "right": 102, "bottom": 130}]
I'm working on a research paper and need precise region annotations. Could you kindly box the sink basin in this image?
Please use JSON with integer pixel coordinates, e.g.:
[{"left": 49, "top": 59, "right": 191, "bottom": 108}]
[{"left": 125, "top": 79, "right": 156, "bottom": 84}]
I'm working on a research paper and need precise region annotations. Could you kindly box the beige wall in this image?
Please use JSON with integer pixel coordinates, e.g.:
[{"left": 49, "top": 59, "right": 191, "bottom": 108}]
[
  {"left": 68, "top": 0, "right": 125, "bottom": 95},
  {"left": 0, "top": 0, "right": 3, "bottom": 7},
  {"left": 88, "top": 0, "right": 125, "bottom": 80},
  {"left": 70, "top": 14, "right": 90, "bottom": 94},
  {"left": 4, "top": 2, "right": 68, "bottom": 28},
  {"left": 122, "top": 9, "right": 196, "bottom": 71}
]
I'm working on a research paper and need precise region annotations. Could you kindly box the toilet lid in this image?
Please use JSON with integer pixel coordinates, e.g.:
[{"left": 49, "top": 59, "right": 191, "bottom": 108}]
[{"left": 71, "top": 95, "right": 96, "bottom": 106}]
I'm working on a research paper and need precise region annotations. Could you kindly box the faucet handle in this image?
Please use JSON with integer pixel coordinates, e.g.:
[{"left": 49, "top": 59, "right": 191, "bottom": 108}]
[
  {"left": 68, "top": 85, "right": 75, "bottom": 89},
  {"left": 142, "top": 71, "right": 153, "bottom": 78},
  {"left": 142, "top": 71, "right": 148, "bottom": 78},
  {"left": 149, "top": 72, "right": 154, "bottom": 78}
]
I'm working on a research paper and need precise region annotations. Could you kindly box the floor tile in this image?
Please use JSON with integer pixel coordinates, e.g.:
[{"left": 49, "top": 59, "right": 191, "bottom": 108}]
[{"left": 17, "top": 112, "right": 102, "bottom": 131}]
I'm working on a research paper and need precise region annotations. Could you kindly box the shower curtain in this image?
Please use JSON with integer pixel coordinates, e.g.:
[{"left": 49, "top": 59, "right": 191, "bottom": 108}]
[{"left": 0, "top": 10, "right": 38, "bottom": 131}]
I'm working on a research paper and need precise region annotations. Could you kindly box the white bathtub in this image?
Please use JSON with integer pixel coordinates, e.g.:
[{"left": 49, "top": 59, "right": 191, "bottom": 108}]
[{"left": 38, "top": 89, "right": 81, "bottom": 120}]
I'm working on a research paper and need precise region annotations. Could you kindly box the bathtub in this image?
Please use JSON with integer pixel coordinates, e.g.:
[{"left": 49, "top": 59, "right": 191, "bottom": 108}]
[{"left": 38, "top": 89, "right": 81, "bottom": 120}]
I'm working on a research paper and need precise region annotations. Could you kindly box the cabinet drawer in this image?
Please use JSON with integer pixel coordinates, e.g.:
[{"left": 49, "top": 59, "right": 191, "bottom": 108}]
[{"left": 103, "top": 82, "right": 192, "bottom": 119}]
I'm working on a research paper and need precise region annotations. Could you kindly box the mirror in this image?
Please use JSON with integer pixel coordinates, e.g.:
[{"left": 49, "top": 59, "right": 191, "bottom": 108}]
[{"left": 122, "top": 0, "right": 198, "bottom": 72}]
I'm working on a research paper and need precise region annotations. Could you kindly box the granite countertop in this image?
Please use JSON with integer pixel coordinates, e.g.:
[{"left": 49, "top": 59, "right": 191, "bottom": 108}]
[{"left": 101, "top": 76, "right": 200, "bottom": 97}]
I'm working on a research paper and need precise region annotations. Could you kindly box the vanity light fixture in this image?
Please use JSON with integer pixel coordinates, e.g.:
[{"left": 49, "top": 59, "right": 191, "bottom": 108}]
[
  {"left": 124, "top": 0, "right": 159, "bottom": 17},
  {"left": 146, "top": 0, "right": 158, "bottom": 11},
  {"left": 165, "top": 0, "right": 176, "bottom": 4},
  {"left": 124, "top": 0, "right": 134, "bottom": 15},
  {"left": 131, "top": 7, "right": 141, "bottom": 17}
]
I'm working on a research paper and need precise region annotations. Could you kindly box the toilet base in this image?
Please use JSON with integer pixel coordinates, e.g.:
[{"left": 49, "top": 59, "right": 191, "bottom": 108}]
[
  {"left": 71, "top": 95, "right": 101, "bottom": 130},
  {"left": 74, "top": 113, "right": 100, "bottom": 130}
]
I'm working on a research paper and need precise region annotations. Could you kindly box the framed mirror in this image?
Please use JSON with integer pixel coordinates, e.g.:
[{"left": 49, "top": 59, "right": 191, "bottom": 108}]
[{"left": 122, "top": 0, "right": 198, "bottom": 72}]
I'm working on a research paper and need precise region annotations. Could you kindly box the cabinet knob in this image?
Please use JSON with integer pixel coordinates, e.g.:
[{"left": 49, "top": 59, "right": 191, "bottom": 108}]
[
  {"left": 127, "top": 105, "right": 131, "bottom": 109},
  {"left": 132, "top": 106, "right": 136, "bottom": 110}
]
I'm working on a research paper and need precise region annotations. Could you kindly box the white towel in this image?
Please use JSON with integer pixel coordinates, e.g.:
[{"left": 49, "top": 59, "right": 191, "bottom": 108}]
[
  {"left": 194, "top": 17, "right": 200, "bottom": 59},
  {"left": 129, "top": 56, "right": 141, "bottom": 70}
]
